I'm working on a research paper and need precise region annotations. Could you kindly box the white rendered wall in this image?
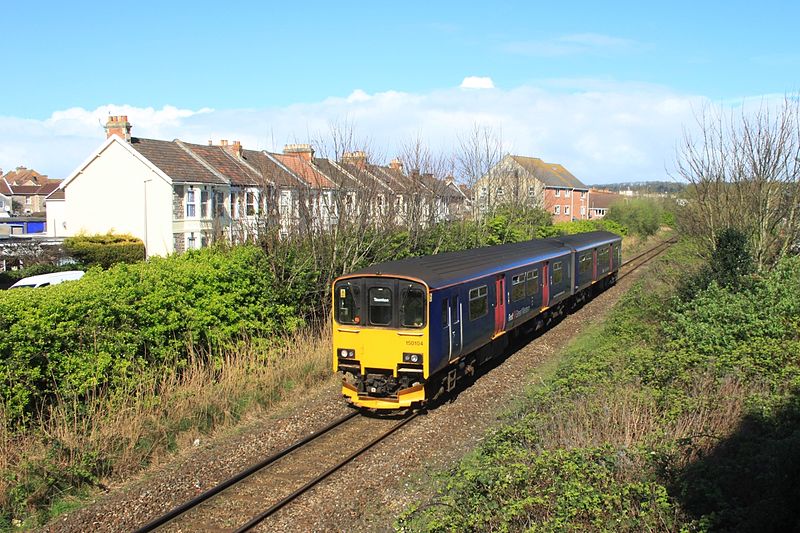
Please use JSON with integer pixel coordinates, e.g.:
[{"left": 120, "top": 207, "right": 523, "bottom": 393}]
[
  {"left": 46, "top": 199, "right": 66, "bottom": 236},
  {"left": 63, "top": 141, "right": 174, "bottom": 256}
]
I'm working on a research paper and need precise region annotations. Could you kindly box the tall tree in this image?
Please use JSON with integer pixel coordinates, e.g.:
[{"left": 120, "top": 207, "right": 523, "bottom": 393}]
[{"left": 675, "top": 97, "right": 800, "bottom": 270}]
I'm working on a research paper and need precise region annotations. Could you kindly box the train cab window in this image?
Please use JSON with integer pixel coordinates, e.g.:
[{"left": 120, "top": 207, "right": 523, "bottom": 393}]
[
  {"left": 511, "top": 274, "right": 526, "bottom": 302},
  {"left": 469, "top": 285, "right": 488, "bottom": 320},
  {"left": 335, "top": 283, "right": 361, "bottom": 325},
  {"left": 553, "top": 262, "right": 563, "bottom": 284},
  {"left": 368, "top": 287, "right": 393, "bottom": 326},
  {"left": 579, "top": 254, "right": 592, "bottom": 274},
  {"left": 400, "top": 286, "right": 426, "bottom": 328},
  {"left": 526, "top": 270, "right": 539, "bottom": 295}
]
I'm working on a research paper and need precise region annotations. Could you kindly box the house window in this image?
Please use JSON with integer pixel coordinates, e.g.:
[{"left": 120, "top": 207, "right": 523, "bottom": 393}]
[
  {"left": 187, "top": 232, "right": 197, "bottom": 249},
  {"left": 201, "top": 190, "right": 209, "bottom": 218},
  {"left": 554, "top": 189, "right": 561, "bottom": 197},
  {"left": 580, "top": 206, "right": 586, "bottom": 215},
  {"left": 565, "top": 189, "right": 572, "bottom": 197},
  {"left": 469, "top": 285, "right": 488, "bottom": 320},
  {"left": 511, "top": 274, "right": 526, "bottom": 302},
  {"left": 553, "top": 262, "right": 563, "bottom": 284},
  {"left": 201, "top": 234, "right": 209, "bottom": 248},
  {"left": 581, "top": 191, "right": 587, "bottom": 198},
  {"left": 496, "top": 187, "right": 504, "bottom": 197},
  {"left": 554, "top": 205, "right": 561, "bottom": 215},
  {"left": 528, "top": 186, "right": 536, "bottom": 197},
  {"left": 25, "top": 196, "right": 32, "bottom": 205},
  {"left": 526, "top": 270, "right": 539, "bottom": 295},
  {"left": 186, "top": 189, "right": 196, "bottom": 217},
  {"left": 480, "top": 187, "right": 487, "bottom": 199},
  {"left": 564, "top": 205, "right": 571, "bottom": 216},
  {"left": 246, "top": 192, "right": 256, "bottom": 216}
]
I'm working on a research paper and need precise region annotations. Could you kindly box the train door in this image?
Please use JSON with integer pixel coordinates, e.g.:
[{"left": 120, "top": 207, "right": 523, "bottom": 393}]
[
  {"left": 592, "top": 248, "right": 598, "bottom": 282},
  {"left": 542, "top": 263, "right": 550, "bottom": 307},
  {"left": 442, "top": 296, "right": 463, "bottom": 361},
  {"left": 494, "top": 274, "right": 506, "bottom": 336}
]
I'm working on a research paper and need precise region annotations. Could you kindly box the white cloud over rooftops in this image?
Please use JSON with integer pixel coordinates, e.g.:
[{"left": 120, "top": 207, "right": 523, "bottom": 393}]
[{"left": 0, "top": 80, "right": 764, "bottom": 184}]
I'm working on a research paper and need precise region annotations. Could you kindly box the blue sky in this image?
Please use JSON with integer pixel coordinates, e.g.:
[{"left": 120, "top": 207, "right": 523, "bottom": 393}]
[{"left": 1, "top": 0, "right": 798, "bottom": 182}]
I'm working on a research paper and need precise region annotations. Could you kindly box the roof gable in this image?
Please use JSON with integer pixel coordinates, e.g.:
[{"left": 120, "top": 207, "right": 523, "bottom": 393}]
[{"left": 509, "top": 155, "right": 587, "bottom": 189}]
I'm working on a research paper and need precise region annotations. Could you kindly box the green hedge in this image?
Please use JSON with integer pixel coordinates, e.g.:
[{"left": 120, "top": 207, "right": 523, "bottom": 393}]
[
  {"left": 64, "top": 234, "right": 145, "bottom": 268},
  {"left": 0, "top": 246, "right": 303, "bottom": 428}
]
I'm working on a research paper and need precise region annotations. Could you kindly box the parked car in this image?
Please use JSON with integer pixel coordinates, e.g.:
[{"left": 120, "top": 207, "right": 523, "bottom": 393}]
[{"left": 9, "top": 270, "right": 85, "bottom": 289}]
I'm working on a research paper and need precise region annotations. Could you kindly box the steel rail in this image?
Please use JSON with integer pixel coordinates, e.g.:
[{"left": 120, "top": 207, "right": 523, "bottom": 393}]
[
  {"left": 235, "top": 411, "right": 421, "bottom": 532},
  {"left": 133, "top": 410, "right": 360, "bottom": 533},
  {"left": 617, "top": 238, "right": 675, "bottom": 282}
]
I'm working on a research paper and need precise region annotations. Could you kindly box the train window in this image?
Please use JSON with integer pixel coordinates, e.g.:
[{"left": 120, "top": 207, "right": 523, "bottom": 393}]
[
  {"left": 579, "top": 254, "right": 592, "bottom": 274},
  {"left": 553, "top": 262, "right": 563, "bottom": 284},
  {"left": 400, "top": 286, "right": 426, "bottom": 328},
  {"left": 368, "top": 287, "right": 393, "bottom": 326},
  {"left": 469, "top": 285, "right": 488, "bottom": 320},
  {"left": 526, "top": 270, "right": 539, "bottom": 295},
  {"left": 336, "top": 283, "right": 361, "bottom": 325},
  {"left": 598, "top": 246, "right": 610, "bottom": 267},
  {"left": 511, "top": 274, "right": 526, "bottom": 302}
]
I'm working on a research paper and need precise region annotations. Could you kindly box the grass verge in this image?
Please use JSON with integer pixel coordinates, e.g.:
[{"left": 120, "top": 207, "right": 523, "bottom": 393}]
[
  {"left": 0, "top": 325, "right": 332, "bottom": 530},
  {"left": 398, "top": 238, "right": 800, "bottom": 532}
]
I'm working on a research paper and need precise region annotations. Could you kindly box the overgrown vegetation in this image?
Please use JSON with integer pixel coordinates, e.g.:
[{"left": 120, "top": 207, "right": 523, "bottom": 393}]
[
  {"left": 1, "top": 211, "right": 629, "bottom": 528},
  {"left": 399, "top": 236, "right": 800, "bottom": 531},
  {"left": 64, "top": 233, "right": 145, "bottom": 268}
]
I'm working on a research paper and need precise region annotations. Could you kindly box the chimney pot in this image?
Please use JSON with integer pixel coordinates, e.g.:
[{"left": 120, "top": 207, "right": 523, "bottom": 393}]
[
  {"left": 283, "top": 143, "right": 315, "bottom": 161},
  {"left": 389, "top": 158, "right": 403, "bottom": 171},
  {"left": 105, "top": 115, "right": 132, "bottom": 142}
]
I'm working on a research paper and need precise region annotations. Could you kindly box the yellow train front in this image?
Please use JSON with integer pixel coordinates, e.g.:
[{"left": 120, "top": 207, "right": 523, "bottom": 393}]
[
  {"left": 332, "top": 275, "right": 430, "bottom": 409},
  {"left": 332, "top": 231, "right": 623, "bottom": 410}
]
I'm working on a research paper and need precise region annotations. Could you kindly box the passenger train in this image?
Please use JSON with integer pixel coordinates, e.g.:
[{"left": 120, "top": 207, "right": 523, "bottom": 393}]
[{"left": 332, "top": 230, "right": 623, "bottom": 409}]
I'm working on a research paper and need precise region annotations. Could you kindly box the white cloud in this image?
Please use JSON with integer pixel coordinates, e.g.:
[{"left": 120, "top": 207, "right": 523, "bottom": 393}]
[
  {"left": 1, "top": 81, "right": 771, "bottom": 184},
  {"left": 460, "top": 76, "right": 495, "bottom": 89}
]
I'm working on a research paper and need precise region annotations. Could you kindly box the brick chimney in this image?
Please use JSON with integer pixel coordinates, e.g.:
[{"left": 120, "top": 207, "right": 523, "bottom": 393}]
[
  {"left": 283, "top": 143, "right": 315, "bottom": 161},
  {"left": 342, "top": 150, "right": 368, "bottom": 170},
  {"left": 222, "top": 140, "right": 243, "bottom": 158},
  {"left": 389, "top": 158, "right": 403, "bottom": 171},
  {"left": 105, "top": 115, "right": 132, "bottom": 141}
]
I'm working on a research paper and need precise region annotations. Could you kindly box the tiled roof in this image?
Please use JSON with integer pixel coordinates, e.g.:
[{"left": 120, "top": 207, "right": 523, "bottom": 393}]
[
  {"left": 9, "top": 185, "right": 42, "bottom": 195},
  {"left": 0, "top": 179, "right": 11, "bottom": 195},
  {"left": 3, "top": 167, "right": 48, "bottom": 186},
  {"left": 589, "top": 189, "right": 623, "bottom": 210},
  {"left": 510, "top": 156, "right": 587, "bottom": 189},
  {"left": 240, "top": 149, "right": 302, "bottom": 188},
  {"left": 312, "top": 158, "right": 362, "bottom": 189},
  {"left": 46, "top": 188, "right": 65, "bottom": 200},
  {"left": 182, "top": 143, "right": 261, "bottom": 187},
  {"left": 129, "top": 138, "right": 227, "bottom": 185},
  {"left": 272, "top": 153, "right": 335, "bottom": 189},
  {"left": 38, "top": 180, "right": 61, "bottom": 196}
]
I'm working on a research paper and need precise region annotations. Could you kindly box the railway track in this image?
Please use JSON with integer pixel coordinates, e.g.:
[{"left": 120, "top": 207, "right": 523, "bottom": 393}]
[
  {"left": 134, "top": 410, "right": 419, "bottom": 532},
  {"left": 133, "top": 236, "right": 674, "bottom": 532}
]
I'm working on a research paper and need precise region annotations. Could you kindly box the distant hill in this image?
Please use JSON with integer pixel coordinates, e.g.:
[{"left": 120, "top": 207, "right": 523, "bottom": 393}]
[{"left": 593, "top": 181, "right": 685, "bottom": 194}]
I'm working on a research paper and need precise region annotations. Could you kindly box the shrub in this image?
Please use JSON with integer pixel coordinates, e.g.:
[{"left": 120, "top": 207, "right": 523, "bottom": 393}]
[{"left": 64, "top": 233, "right": 145, "bottom": 268}]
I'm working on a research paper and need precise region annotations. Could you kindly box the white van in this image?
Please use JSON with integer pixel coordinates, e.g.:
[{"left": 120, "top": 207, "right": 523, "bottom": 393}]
[{"left": 9, "top": 270, "right": 85, "bottom": 289}]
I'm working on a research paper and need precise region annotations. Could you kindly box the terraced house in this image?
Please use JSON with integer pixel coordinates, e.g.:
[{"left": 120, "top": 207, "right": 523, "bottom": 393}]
[
  {"left": 49, "top": 116, "right": 469, "bottom": 256},
  {"left": 474, "top": 155, "right": 590, "bottom": 222}
]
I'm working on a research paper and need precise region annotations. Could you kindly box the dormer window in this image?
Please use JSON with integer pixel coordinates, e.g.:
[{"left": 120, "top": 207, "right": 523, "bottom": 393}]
[{"left": 554, "top": 189, "right": 561, "bottom": 197}]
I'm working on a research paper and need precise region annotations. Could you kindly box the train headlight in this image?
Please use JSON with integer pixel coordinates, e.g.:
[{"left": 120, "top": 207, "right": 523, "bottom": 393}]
[
  {"left": 339, "top": 348, "right": 355, "bottom": 358},
  {"left": 403, "top": 353, "right": 423, "bottom": 364}
]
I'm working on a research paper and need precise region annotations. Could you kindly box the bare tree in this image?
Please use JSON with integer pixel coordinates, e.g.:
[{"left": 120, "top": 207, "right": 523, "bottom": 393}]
[
  {"left": 675, "top": 97, "right": 800, "bottom": 270},
  {"left": 454, "top": 123, "right": 504, "bottom": 218}
]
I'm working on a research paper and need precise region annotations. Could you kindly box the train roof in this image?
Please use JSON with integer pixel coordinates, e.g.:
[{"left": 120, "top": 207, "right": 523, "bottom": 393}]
[
  {"left": 344, "top": 230, "right": 621, "bottom": 289},
  {"left": 550, "top": 230, "right": 621, "bottom": 251}
]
